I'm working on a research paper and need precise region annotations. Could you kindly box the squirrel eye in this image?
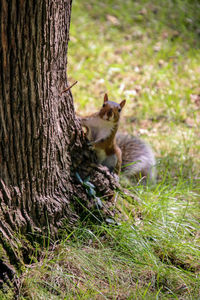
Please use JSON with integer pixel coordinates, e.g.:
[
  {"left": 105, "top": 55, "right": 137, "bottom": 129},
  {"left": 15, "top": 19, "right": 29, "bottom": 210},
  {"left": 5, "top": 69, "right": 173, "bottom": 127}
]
[
  {"left": 118, "top": 108, "right": 121, "bottom": 112},
  {"left": 103, "top": 104, "right": 105, "bottom": 107}
]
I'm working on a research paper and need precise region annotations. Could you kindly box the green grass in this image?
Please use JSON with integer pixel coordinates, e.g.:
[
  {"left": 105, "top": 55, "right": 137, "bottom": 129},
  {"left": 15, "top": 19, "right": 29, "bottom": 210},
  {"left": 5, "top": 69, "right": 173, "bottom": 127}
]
[{"left": 18, "top": 0, "right": 200, "bottom": 299}]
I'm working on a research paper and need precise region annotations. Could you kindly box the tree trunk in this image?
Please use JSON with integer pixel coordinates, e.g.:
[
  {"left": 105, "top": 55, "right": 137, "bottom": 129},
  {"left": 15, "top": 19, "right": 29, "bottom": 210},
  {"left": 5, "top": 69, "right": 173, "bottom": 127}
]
[{"left": 0, "top": 0, "right": 117, "bottom": 283}]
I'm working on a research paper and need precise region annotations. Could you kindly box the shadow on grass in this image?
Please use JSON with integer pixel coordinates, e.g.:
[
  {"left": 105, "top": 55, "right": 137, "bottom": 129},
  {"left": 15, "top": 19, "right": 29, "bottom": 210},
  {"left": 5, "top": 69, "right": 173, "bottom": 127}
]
[{"left": 77, "top": 0, "right": 200, "bottom": 47}]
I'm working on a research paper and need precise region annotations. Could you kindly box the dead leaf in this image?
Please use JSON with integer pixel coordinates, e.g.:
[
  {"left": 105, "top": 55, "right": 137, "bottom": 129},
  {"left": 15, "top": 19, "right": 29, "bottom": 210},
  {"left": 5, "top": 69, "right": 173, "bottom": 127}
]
[
  {"left": 106, "top": 15, "right": 120, "bottom": 26},
  {"left": 139, "top": 8, "right": 147, "bottom": 15},
  {"left": 154, "top": 42, "right": 161, "bottom": 52},
  {"left": 190, "top": 94, "right": 200, "bottom": 107},
  {"left": 158, "top": 59, "right": 167, "bottom": 67},
  {"left": 185, "top": 118, "right": 195, "bottom": 127},
  {"left": 124, "top": 90, "right": 137, "bottom": 96}
]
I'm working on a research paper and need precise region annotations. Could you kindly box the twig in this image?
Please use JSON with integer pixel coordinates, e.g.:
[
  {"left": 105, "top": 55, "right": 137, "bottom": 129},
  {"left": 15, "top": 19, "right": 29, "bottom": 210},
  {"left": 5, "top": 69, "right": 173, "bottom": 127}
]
[{"left": 60, "top": 80, "right": 78, "bottom": 96}]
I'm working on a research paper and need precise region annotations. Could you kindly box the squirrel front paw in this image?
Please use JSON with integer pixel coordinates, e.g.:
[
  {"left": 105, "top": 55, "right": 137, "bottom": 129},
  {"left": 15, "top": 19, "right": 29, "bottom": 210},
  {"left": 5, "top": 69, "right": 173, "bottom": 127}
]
[{"left": 87, "top": 141, "right": 95, "bottom": 149}]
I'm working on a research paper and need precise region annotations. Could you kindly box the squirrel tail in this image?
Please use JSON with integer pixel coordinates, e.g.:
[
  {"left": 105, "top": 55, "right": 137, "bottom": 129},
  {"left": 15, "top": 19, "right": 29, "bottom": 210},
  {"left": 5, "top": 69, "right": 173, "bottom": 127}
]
[{"left": 116, "top": 133, "right": 156, "bottom": 183}]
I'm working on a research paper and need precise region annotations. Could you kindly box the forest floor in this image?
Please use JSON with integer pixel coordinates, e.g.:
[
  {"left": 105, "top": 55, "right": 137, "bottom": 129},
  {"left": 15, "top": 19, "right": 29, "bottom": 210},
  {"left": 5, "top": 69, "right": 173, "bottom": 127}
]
[{"left": 4, "top": 1, "right": 200, "bottom": 299}]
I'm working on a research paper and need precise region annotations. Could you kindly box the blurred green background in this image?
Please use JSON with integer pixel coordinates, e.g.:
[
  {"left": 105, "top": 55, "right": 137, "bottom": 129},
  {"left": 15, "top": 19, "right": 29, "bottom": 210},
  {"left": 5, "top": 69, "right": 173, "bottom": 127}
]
[{"left": 68, "top": 0, "right": 200, "bottom": 179}]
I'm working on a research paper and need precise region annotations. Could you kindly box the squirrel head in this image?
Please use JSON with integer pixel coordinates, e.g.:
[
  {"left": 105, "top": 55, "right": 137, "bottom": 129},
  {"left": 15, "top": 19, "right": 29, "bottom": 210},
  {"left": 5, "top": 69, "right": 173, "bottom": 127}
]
[{"left": 99, "top": 93, "right": 126, "bottom": 122}]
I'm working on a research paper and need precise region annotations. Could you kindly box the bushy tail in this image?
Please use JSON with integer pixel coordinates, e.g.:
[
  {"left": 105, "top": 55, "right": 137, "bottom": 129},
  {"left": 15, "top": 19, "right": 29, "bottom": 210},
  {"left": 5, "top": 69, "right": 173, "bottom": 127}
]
[{"left": 116, "top": 133, "right": 156, "bottom": 183}]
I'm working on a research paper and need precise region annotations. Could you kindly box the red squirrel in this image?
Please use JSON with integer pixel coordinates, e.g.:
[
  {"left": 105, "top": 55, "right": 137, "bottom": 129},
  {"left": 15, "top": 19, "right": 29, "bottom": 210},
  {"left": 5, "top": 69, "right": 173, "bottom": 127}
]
[
  {"left": 80, "top": 93, "right": 125, "bottom": 174},
  {"left": 80, "top": 94, "right": 156, "bottom": 182}
]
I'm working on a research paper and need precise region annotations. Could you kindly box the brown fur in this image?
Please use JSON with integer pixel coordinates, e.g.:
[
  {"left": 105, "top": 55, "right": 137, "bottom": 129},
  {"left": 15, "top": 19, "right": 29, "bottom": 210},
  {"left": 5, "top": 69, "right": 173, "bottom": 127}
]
[
  {"left": 80, "top": 94, "right": 125, "bottom": 174},
  {"left": 80, "top": 94, "right": 156, "bottom": 181}
]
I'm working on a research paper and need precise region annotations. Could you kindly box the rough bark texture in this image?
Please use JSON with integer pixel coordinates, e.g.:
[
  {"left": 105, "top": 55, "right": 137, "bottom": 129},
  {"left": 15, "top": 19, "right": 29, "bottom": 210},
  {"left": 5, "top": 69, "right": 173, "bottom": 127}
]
[{"left": 0, "top": 0, "right": 117, "bottom": 282}]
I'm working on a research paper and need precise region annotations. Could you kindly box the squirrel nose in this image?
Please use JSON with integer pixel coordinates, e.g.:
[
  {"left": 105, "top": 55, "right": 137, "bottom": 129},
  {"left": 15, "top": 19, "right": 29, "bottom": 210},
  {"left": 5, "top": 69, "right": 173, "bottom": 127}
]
[{"left": 107, "top": 109, "right": 113, "bottom": 118}]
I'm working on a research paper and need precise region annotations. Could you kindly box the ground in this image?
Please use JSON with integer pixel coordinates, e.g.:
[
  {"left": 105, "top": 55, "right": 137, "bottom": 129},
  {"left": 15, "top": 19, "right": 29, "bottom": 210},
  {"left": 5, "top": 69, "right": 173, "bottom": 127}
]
[{"left": 3, "top": 1, "right": 200, "bottom": 299}]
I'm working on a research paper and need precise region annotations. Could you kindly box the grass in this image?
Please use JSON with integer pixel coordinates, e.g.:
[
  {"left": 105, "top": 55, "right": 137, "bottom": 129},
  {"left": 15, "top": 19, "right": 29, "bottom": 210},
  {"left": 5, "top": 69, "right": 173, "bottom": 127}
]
[{"left": 18, "top": 0, "right": 200, "bottom": 299}]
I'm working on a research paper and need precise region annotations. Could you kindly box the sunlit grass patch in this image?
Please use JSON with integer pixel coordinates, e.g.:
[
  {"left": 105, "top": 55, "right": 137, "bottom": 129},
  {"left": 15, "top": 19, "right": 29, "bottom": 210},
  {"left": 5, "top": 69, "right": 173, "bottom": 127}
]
[
  {"left": 20, "top": 168, "right": 199, "bottom": 298},
  {"left": 20, "top": 210, "right": 200, "bottom": 299}
]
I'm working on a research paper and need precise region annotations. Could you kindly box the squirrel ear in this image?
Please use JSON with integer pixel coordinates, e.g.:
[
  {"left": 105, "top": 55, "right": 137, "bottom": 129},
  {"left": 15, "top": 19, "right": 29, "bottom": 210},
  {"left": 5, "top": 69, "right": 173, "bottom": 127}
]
[
  {"left": 120, "top": 99, "right": 126, "bottom": 108},
  {"left": 104, "top": 93, "right": 108, "bottom": 103}
]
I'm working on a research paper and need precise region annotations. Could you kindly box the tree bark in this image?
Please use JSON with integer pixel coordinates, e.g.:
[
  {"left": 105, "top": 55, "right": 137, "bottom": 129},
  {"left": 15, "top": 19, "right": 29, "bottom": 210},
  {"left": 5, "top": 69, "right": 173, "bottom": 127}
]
[{"left": 0, "top": 0, "right": 117, "bottom": 283}]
